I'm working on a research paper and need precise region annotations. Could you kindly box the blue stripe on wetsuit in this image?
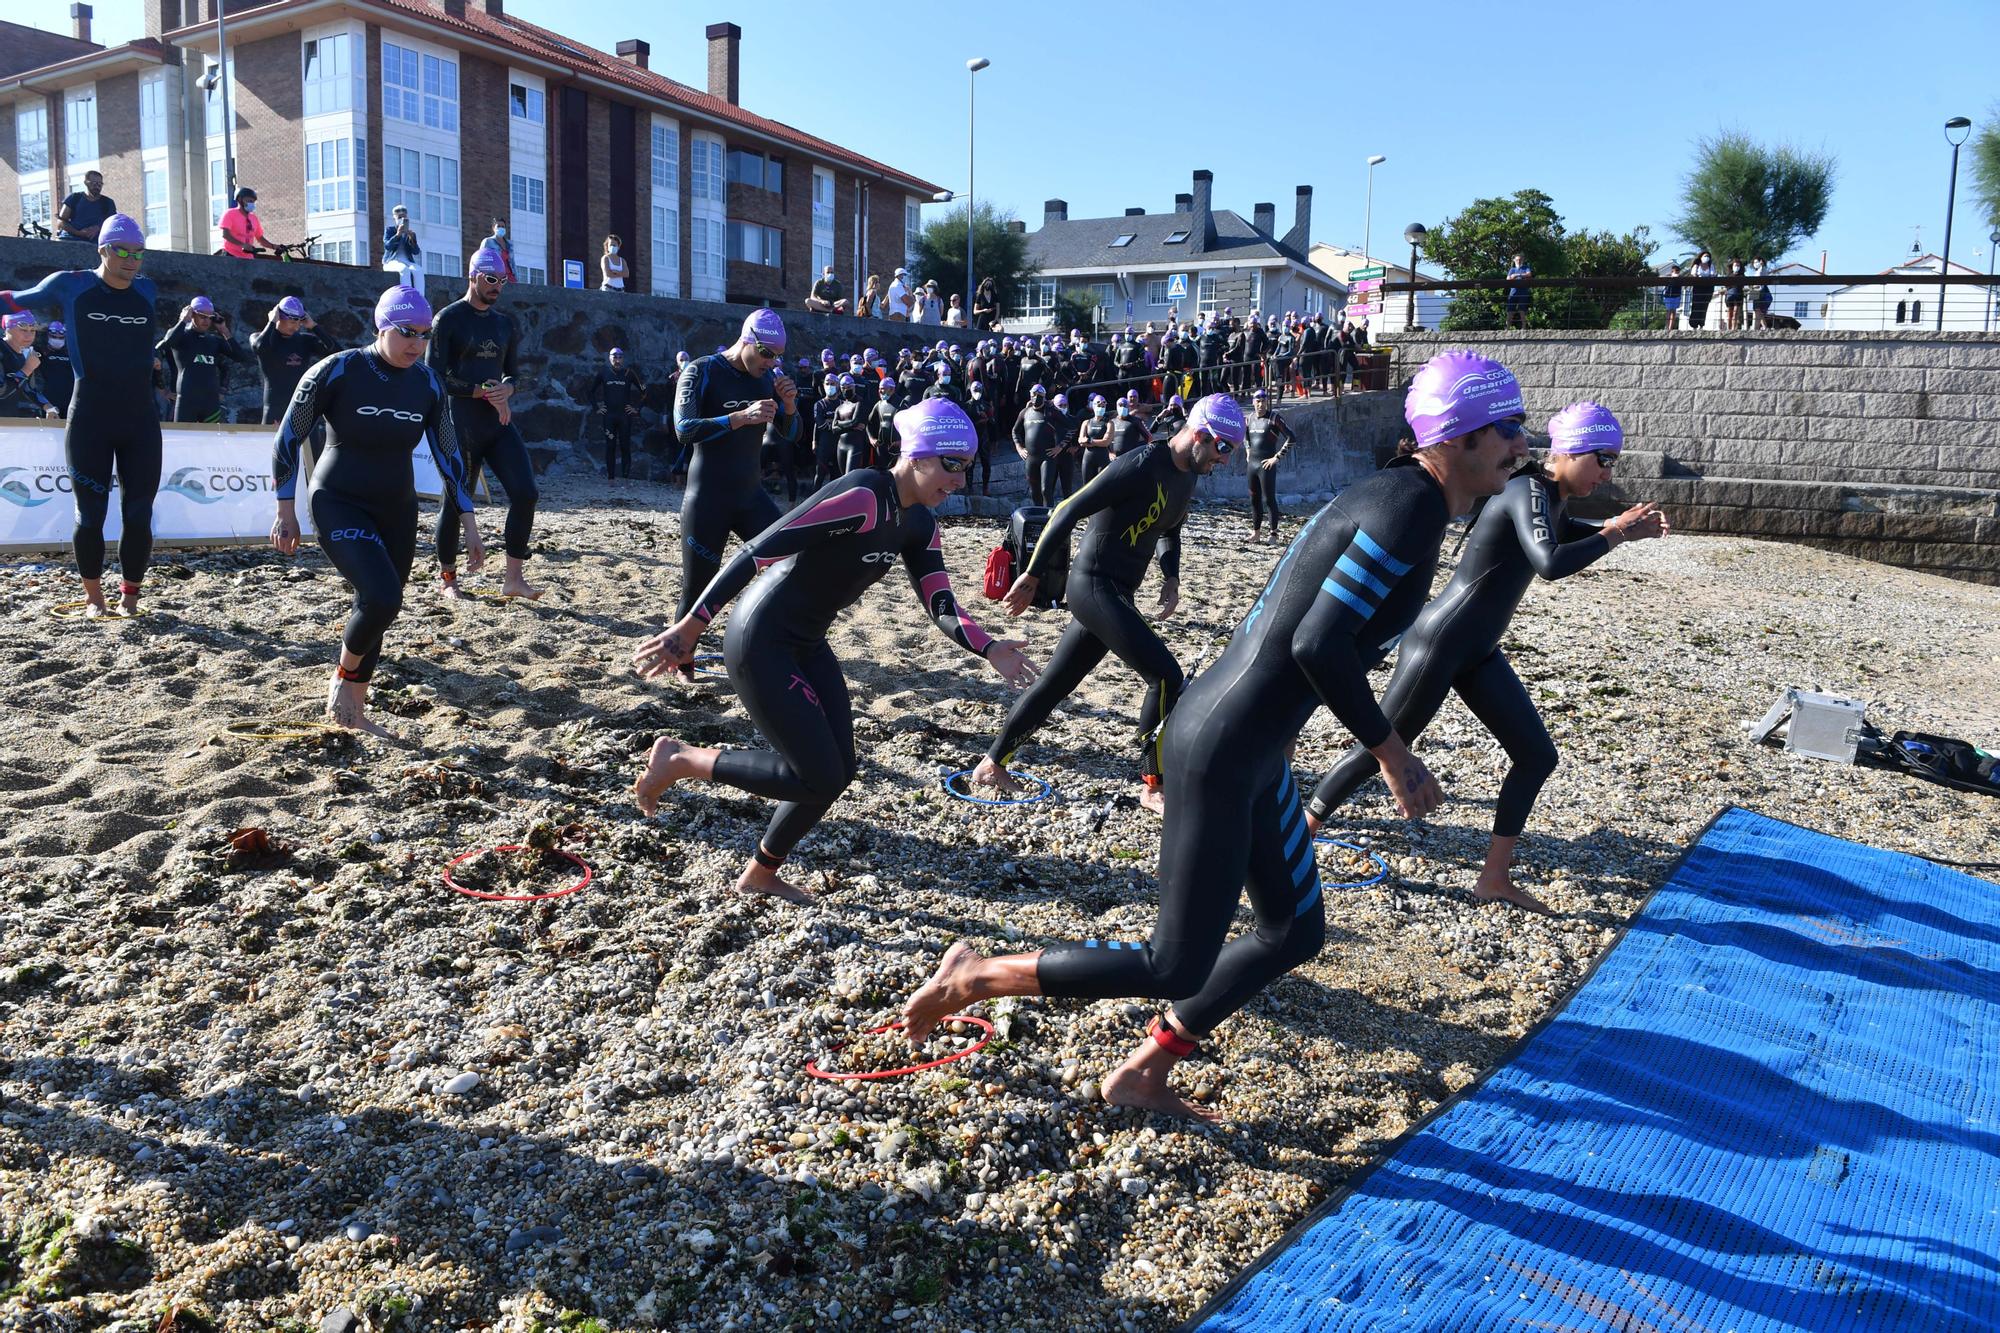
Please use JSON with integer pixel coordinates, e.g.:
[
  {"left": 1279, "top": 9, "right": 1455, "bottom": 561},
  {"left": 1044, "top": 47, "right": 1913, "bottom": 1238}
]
[
  {"left": 1320, "top": 527, "right": 1409, "bottom": 620},
  {"left": 1352, "top": 527, "right": 1412, "bottom": 575}
]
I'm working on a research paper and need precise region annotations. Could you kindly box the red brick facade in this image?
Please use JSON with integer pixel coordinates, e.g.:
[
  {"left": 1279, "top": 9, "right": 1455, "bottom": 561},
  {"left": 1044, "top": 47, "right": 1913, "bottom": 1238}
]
[
  {"left": 456, "top": 49, "right": 509, "bottom": 271},
  {"left": 223, "top": 31, "right": 306, "bottom": 249}
]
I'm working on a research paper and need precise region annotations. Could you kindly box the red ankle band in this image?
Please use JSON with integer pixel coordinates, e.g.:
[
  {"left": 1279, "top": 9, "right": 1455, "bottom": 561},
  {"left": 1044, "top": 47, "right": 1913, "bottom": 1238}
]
[
  {"left": 119, "top": 581, "right": 141, "bottom": 596},
  {"left": 1142, "top": 774, "right": 1163, "bottom": 791},
  {"left": 337, "top": 665, "right": 370, "bottom": 683},
  {"left": 439, "top": 568, "right": 457, "bottom": 583},
  {"left": 1148, "top": 1015, "right": 1197, "bottom": 1059}
]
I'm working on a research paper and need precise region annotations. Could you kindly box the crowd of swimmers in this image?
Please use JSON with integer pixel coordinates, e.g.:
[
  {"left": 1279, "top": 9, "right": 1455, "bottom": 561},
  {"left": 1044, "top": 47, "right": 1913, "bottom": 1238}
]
[{"left": 4, "top": 216, "right": 1668, "bottom": 1118}]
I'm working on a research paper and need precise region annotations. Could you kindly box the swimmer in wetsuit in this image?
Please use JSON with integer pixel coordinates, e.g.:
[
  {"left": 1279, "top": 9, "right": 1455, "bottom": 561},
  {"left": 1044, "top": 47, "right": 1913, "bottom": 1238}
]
[
  {"left": 251, "top": 296, "right": 335, "bottom": 425},
  {"left": 156, "top": 295, "right": 251, "bottom": 423},
  {"left": 1012, "top": 384, "right": 1058, "bottom": 507},
  {"left": 1107, "top": 394, "right": 1148, "bottom": 460},
  {"left": 631, "top": 398, "right": 1037, "bottom": 905},
  {"left": 1, "top": 312, "right": 59, "bottom": 418},
  {"left": 1244, "top": 388, "right": 1296, "bottom": 544},
  {"left": 902, "top": 350, "right": 1530, "bottom": 1121},
  {"left": 1149, "top": 393, "right": 1187, "bottom": 445},
  {"left": 671, "top": 308, "right": 803, "bottom": 675},
  {"left": 270, "top": 285, "right": 482, "bottom": 737},
  {"left": 2, "top": 213, "right": 162, "bottom": 617},
  {"left": 431, "top": 248, "right": 541, "bottom": 600},
  {"left": 1077, "top": 394, "right": 1114, "bottom": 483},
  {"left": 971, "top": 393, "right": 1240, "bottom": 814},
  {"left": 1305, "top": 400, "right": 1667, "bottom": 912}
]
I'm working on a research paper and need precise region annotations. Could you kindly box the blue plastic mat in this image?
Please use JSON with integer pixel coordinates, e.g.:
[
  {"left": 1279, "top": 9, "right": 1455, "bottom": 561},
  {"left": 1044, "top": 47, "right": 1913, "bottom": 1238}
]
[{"left": 1188, "top": 807, "right": 2000, "bottom": 1333}]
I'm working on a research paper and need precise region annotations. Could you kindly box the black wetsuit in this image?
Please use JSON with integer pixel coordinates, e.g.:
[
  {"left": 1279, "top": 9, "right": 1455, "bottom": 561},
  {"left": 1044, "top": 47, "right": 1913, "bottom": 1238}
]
[
  {"left": 1013, "top": 403, "right": 1059, "bottom": 507},
  {"left": 251, "top": 324, "right": 335, "bottom": 424},
  {"left": 274, "top": 349, "right": 475, "bottom": 680},
  {"left": 590, "top": 365, "right": 644, "bottom": 479},
  {"left": 156, "top": 319, "right": 250, "bottom": 422},
  {"left": 830, "top": 396, "right": 869, "bottom": 476},
  {"left": 1079, "top": 414, "right": 1114, "bottom": 483},
  {"left": 1150, "top": 404, "right": 1187, "bottom": 445},
  {"left": 966, "top": 394, "right": 997, "bottom": 489},
  {"left": 1036, "top": 458, "right": 1451, "bottom": 1034},
  {"left": 812, "top": 393, "right": 844, "bottom": 487},
  {"left": 1244, "top": 410, "right": 1295, "bottom": 530},
  {"left": 34, "top": 335, "right": 75, "bottom": 417},
  {"left": 1307, "top": 471, "right": 1609, "bottom": 836},
  {"left": 1108, "top": 413, "right": 1148, "bottom": 459},
  {"left": 429, "top": 297, "right": 535, "bottom": 565},
  {"left": 0, "top": 342, "right": 53, "bottom": 417},
  {"left": 3, "top": 269, "right": 162, "bottom": 582},
  {"left": 868, "top": 394, "right": 900, "bottom": 468},
  {"left": 685, "top": 469, "right": 993, "bottom": 861},
  {"left": 671, "top": 350, "right": 800, "bottom": 623},
  {"left": 987, "top": 441, "right": 1197, "bottom": 782}
]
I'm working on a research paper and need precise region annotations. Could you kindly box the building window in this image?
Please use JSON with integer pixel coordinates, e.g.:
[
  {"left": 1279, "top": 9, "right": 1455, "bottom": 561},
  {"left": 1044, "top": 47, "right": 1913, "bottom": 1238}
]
[
  {"left": 1894, "top": 301, "right": 1906, "bottom": 324},
  {"left": 143, "top": 168, "right": 168, "bottom": 237},
  {"left": 651, "top": 203, "right": 681, "bottom": 297},
  {"left": 509, "top": 82, "right": 545, "bottom": 124},
  {"left": 203, "top": 58, "right": 233, "bottom": 137},
  {"left": 727, "top": 220, "right": 783, "bottom": 269},
  {"left": 19, "top": 189, "right": 53, "bottom": 232},
  {"left": 1082, "top": 281, "right": 1115, "bottom": 317},
  {"left": 509, "top": 173, "right": 546, "bottom": 216},
  {"left": 1793, "top": 301, "right": 1808, "bottom": 320},
  {"left": 1109, "top": 234, "right": 1135, "bottom": 248},
  {"left": 811, "top": 168, "right": 835, "bottom": 278},
  {"left": 690, "top": 217, "right": 725, "bottom": 281},
  {"left": 383, "top": 43, "right": 456, "bottom": 131},
  {"left": 650, "top": 122, "right": 679, "bottom": 192},
  {"left": 1197, "top": 276, "right": 1218, "bottom": 313},
  {"left": 1910, "top": 301, "right": 1921, "bottom": 324},
  {"left": 306, "top": 137, "right": 365, "bottom": 215},
  {"left": 139, "top": 71, "right": 169, "bottom": 151},
  {"left": 209, "top": 157, "right": 228, "bottom": 226},
  {"left": 308, "top": 239, "right": 356, "bottom": 264},
  {"left": 302, "top": 33, "right": 356, "bottom": 116},
  {"left": 1251, "top": 272, "right": 1263, "bottom": 311},
  {"left": 16, "top": 104, "right": 49, "bottom": 176},
  {"left": 1163, "top": 229, "right": 1190, "bottom": 245},
  {"left": 1146, "top": 279, "right": 1171, "bottom": 307},
  {"left": 1013, "top": 279, "right": 1056, "bottom": 319},
  {"left": 689, "top": 137, "right": 724, "bottom": 203},
  {"left": 64, "top": 88, "right": 98, "bottom": 164},
  {"left": 519, "top": 267, "right": 547, "bottom": 286},
  {"left": 905, "top": 200, "right": 921, "bottom": 268},
  {"left": 382, "top": 145, "right": 458, "bottom": 227},
  {"left": 727, "top": 148, "right": 782, "bottom": 194}
]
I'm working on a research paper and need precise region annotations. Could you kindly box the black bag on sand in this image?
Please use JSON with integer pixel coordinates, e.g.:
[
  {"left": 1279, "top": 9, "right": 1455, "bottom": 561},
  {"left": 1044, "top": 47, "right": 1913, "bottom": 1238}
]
[
  {"left": 1885, "top": 730, "right": 2000, "bottom": 799},
  {"left": 1005, "top": 506, "right": 1067, "bottom": 610}
]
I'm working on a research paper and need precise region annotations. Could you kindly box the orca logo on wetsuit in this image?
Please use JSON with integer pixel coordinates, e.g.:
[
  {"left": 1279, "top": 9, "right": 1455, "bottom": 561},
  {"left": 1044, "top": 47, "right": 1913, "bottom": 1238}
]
[
  {"left": 357, "top": 406, "right": 425, "bottom": 422},
  {"left": 858, "top": 550, "right": 897, "bottom": 564},
  {"left": 86, "top": 312, "right": 149, "bottom": 325}
]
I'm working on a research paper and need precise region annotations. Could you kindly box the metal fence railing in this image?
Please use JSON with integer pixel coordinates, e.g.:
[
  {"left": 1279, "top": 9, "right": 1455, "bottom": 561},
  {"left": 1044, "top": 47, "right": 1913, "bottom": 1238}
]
[{"left": 1379, "top": 273, "right": 2000, "bottom": 334}]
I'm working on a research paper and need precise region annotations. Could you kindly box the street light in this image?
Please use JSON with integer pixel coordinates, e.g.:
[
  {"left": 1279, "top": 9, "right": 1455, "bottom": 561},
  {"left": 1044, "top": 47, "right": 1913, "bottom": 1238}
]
[
  {"left": 966, "top": 57, "right": 990, "bottom": 328},
  {"left": 1938, "top": 116, "right": 1971, "bottom": 331},
  {"left": 1988, "top": 228, "right": 1999, "bottom": 333},
  {"left": 1403, "top": 223, "right": 1427, "bottom": 329},
  {"left": 1362, "top": 154, "right": 1387, "bottom": 262}
]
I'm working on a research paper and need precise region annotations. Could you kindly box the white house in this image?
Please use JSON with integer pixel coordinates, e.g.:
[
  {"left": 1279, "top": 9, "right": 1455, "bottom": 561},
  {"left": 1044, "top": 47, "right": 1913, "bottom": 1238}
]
[
  {"left": 1821, "top": 254, "right": 1999, "bottom": 331},
  {"left": 1309, "top": 244, "right": 1451, "bottom": 334}
]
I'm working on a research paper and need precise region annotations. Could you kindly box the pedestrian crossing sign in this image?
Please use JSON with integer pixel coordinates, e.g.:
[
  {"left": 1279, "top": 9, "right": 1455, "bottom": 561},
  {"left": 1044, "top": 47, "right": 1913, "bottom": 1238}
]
[{"left": 1165, "top": 273, "right": 1188, "bottom": 302}]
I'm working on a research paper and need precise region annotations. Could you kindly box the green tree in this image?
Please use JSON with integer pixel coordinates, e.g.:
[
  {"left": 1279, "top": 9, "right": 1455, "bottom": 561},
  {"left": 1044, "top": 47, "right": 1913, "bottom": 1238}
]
[
  {"left": 910, "top": 201, "right": 1035, "bottom": 316},
  {"left": 1671, "top": 130, "right": 1835, "bottom": 265},
  {"left": 1969, "top": 105, "right": 2000, "bottom": 233},
  {"left": 1051, "top": 290, "right": 1100, "bottom": 339},
  {"left": 1419, "top": 189, "right": 1567, "bottom": 331},
  {"left": 1561, "top": 226, "right": 1659, "bottom": 326}
]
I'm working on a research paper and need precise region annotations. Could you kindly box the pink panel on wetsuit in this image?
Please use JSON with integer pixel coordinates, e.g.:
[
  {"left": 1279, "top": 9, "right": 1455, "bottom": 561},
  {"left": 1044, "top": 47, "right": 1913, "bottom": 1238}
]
[
  {"left": 920, "top": 570, "right": 993, "bottom": 652},
  {"left": 783, "top": 485, "right": 878, "bottom": 535}
]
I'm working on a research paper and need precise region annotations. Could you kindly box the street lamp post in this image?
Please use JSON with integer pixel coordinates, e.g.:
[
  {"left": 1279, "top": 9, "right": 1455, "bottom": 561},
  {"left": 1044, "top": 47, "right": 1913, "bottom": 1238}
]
[
  {"left": 1404, "top": 223, "right": 1427, "bottom": 330},
  {"left": 1989, "top": 229, "right": 1999, "bottom": 333},
  {"left": 966, "top": 58, "right": 989, "bottom": 325},
  {"left": 1939, "top": 116, "right": 1971, "bottom": 331},
  {"left": 1363, "top": 154, "right": 1386, "bottom": 262}
]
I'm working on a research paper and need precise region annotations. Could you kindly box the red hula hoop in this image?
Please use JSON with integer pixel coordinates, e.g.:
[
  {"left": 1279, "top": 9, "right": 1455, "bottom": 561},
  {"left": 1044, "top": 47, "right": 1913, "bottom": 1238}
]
[
  {"left": 804, "top": 1016, "right": 994, "bottom": 1082},
  {"left": 444, "top": 844, "right": 594, "bottom": 903}
]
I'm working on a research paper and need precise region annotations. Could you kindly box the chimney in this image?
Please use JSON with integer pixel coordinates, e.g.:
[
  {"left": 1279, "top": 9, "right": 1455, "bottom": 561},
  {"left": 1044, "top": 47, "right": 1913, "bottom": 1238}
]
[
  {"left": 1006, "top": 220, "right": 1026, "bottom": 234},
  {"left": 143, "top": 0, "right": 180, "bottom": 38},
  {"left": 441, "top": 0, "right": 465, "bottom": 17},
  {"left": 1173, "top": 192, "right": 1192, "bottom": 214},
  {"left": 616, "top": 38, "right": 650, "bottom": 69},
  {"left": 1189, "top": 170, "right": 1213, "bottom": 253},
  {"left": 1124, "top": 207, "right": 1144, "bottom": 217},
  {"left": 706, "top": 22, "right": 741, "bottom": 105},
  {"left": 481, "top": 0, "right": 504, "bottom": 15},
  {"left": 1252, "top": 202, "right": 1275, "bottom": 236},
  {"left": 1043, "top": 199, "right": 1067, "bottom": 226},
  {"left": 70, "top": 2, "right": 92, "bottom": 42},
  {"left": 1282, "top": 185, "right": 1312, "bottom": 254}
]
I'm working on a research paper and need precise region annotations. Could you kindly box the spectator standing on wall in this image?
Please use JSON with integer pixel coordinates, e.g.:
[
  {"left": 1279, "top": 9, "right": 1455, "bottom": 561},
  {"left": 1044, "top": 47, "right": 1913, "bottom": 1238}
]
[
  {"left": 56, "top": 171, "right": 116, "bottom": 244},
  {"left": 383, "top": 204, "right": 423, "bottom": 285},
  {"left": 886, "top": 267, "right": 912, "bottom": 321},
  {"left": 908, "top": 283, "right": 930, "bottom": 325},
  {"left": 1750, "top": 257, "right": 1773, "bottom": 329},
  {"left": 921, "top": 280, "right": 944, "bottom": 325},
  {"left": 1686, "top": 251, "right": 1717, "bottom": 330},
  {"left": 1504, "top": 252, "right": 1532, "bottom": 329},
  {"left": 943, "top": 293, "right": 967, "bottom": 327},
  {"left": 1661, "top": 262, "right": 1683, "bottom": 331},
  {"left": 1722, "top": 258, "right": 1746, "bottom": 332},
  {"left": 601, "top": 235, "right": 628, "bottom": 291},
  {"left": 480, "top": 219, "right": 516, "bottom": 283},
  {"left": 807, "top": 265, "right": 849, "bottom": 314},
  {"left": 859, "top": 274, "right": 882, "bottom": 319},
  {"left": 219, "top": 188, "right": 268, "bottom": 259},
  {"left": 973, "top": 276, "right": 999, "bottom": 331}
]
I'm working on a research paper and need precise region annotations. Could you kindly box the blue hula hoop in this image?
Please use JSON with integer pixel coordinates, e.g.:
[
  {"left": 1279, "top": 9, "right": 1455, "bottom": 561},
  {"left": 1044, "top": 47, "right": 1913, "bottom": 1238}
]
[
  {"left": 691, "top": 653, "right": 729, "bottom": 677},
  {"left": 1312, "top": 834, "right": 1391, "bottom": 889},
  {"left": 941, "top": 767, "right": 1053, "bottom": 806}
]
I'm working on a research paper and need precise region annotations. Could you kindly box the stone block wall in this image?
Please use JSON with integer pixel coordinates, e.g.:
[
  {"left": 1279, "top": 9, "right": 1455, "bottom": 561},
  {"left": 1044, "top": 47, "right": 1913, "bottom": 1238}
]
[{"left": 1383, "top": 329, "right": 2000, "bottom": 584}]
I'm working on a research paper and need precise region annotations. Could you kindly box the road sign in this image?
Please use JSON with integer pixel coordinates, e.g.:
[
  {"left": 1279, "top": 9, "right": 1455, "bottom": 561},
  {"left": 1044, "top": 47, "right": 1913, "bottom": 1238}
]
[
  {"left": 563, "top": 259, "right": 584, "bottom": 289},
  {"left": 1350, "top": 265, "right": 1386, "bottom": 281},
  {"left": 1344, "top": 303, "right": 1375, "bottom": 321},
  {"left": 1165, "top": 273, "right": 1188, "bottom": 302},
  {"left": 1125, "top": 298, "right": 1134, "bottom": 318},
  {"left": 1350, "top": 278, "right": 1382, "bottom": 295}
]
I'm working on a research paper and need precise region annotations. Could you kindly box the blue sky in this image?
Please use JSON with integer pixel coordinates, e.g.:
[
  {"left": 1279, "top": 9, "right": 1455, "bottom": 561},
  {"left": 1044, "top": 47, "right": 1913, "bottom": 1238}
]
[{"left": 42, "top": 0, "right": 2000, "bottom": 272}]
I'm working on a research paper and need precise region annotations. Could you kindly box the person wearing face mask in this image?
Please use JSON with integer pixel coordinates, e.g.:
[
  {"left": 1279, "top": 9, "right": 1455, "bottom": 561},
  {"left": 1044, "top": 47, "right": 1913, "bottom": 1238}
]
[
  {"left": 1108, "top": 392, "right": 1147, "bottom": 460},
  {"left": 251, "top": 296, "right": 334, "bottom": 426},
  {"left": 965, "top": 379, "right": 998, "bottom": 495},
  {"left": 480, "top": 219, "right": 517, "bottom": 284},
  {"left": 219, "top": 188, "right": 268, "bottom": 259},
  {"left": 1112, "top": 328, "right": 1150, "bottom": 400},
  {"left": 806, "top": 266, "right": 849, "bottom": 315},
  {"left": 813, "top": 373, "right": 848, "bottom": 487},
  {"left": 868, "top": 377, "right": 903, "bottom": 468},
  {"left": 633, "top": 399, "right": 1034, "bottom": 906},
  {"left": 590, "top": 347, "right": 645, "bottom": 481},
  {"left": 923, "top": 362, "right": 964, "bottom": 409},
  {"left": 828, "top": 373, "right": 870, "bottom": 478},
  {"left": 1012, "top": 383, "right": 1059, "bottom": 508},
  {"left": 1304, "top": 402, "right": 1666, "bottom": 912},
  {"left": 1244, "top": 388, "right": 1296, "bottom": 544},
  {"left": 270, "top": 284, "right": 481, "bottom": 739},
  {"left": 669, "top": 309, "right": 802, "bottom": 669},
  {"left": 431, "top": 249, "right": 539, "bottom": 599},
  {"left": 600, "top": 236, "right": 628, "bottom": 292},
  {"left": 973, "top": 277, "right": 999, "bottom": 332},
  {"left": 897, "top": 350, "right": 928, "bottom": 404},
  {"left": 1048, "top": 392, "right": 1080, "bottom": 503},
  {"left": 1722, "top": 258, "right": 1746, "bottom": 332},
  {"left": 902, "top": 359, "right": 1529, "bottom": 1123},
  {"left": 155, "top": 296, "right": 251, "bottom": 423},
  {"left": 33, "top": 319, "right": 75, "bottom": 419},
  {"left": 1, "top": 313, "right": 59, "bottom": 418},
  {"left": 1686, "top": 251, "right": 1717, "bottom": 330},
  {"left": 1196, "top": 318, "right": 1226, "bottom": 398},
  {"left": 1077, "top": 392, "right": 1114, "bottom": 483}
]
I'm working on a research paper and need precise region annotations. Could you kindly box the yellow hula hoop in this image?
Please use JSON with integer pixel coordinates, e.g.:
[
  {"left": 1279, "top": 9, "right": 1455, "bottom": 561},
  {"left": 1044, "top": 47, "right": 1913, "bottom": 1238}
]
[
  {"left": 217, "top": 718, "right": 348, "bottom": 742},
  {"left": 49, "top": 600, "right": 148, "bottom": 620}
]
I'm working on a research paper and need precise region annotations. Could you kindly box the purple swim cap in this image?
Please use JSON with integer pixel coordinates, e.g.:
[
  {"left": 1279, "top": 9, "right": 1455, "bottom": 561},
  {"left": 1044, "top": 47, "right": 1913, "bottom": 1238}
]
[
  {"left": 1187, "top": 393, "right": 1248, "bottom": 445},
  {"left": 1546, "top": 400, "right": 1624, "bottom": 455},
  {"left": 1052, "top": 394, "right": 1069, "bottom": 411},
  {"left": 276, "top": 296, "right": 308, "bottom": 319},
  {"left": 96, "top": 214, "right": 144, "bottom": 249},
  {"left": 1168, "top": 393, "right": 1185, "bottom": 409},
  {"left": 821, "top": 348, "right": 836, "bottom": 364},
  {"left": 468, "top": 247, "right": 510, "bottom": 280},
  {"left": 612, "top": 347, "right": 627, "bottom": 358},
  {"left": 374, "top": 283, "right": 434, "bottom": 331},
  {"left": 1, "top": 311, "right": 34, "bottom": 331},
  {"left": 740, "top": 308, "right": 786, "bottom": 352},
  {"left": 863, "top": 346, "right": 879, "bottom": 362},
  {"left": 189, "top": 296, "right": 216, "bottom": 316},
  {"left": 894, "top": 398, "right": 978, "bottom": 459},
  {"left": 1029, "top": 382, "right": 1046, "bottom": 397},
  {"left": 48, "top": 321, "right": 65, "bottom": 336},
  {"left": 837, "top": 373, "right": 855, "bottom": 388},
  {"left": 1403, "top": 350, "right": 1524, "bottom": 448}
]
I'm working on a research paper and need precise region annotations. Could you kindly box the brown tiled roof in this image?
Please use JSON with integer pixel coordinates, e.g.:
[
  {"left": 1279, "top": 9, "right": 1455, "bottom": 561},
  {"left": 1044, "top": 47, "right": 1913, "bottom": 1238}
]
[
  {"left": 0, "top": 18, "right": 102, "bottom": 81},
  {"left": 0, "top": 36, "right": 174, "bottom": 90}
]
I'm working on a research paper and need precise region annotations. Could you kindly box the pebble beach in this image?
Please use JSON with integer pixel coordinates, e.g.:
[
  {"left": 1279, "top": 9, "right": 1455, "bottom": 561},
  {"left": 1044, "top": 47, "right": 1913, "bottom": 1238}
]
[{"left": 2, "top": 469, "right": 1995, "bottom": 1332}]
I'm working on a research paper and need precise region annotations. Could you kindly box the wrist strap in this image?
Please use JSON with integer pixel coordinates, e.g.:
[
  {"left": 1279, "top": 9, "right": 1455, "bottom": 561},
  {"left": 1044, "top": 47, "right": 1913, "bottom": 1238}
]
[{"left": 1148, "top": 1015, "right": 1197, "bottom": 1059}]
